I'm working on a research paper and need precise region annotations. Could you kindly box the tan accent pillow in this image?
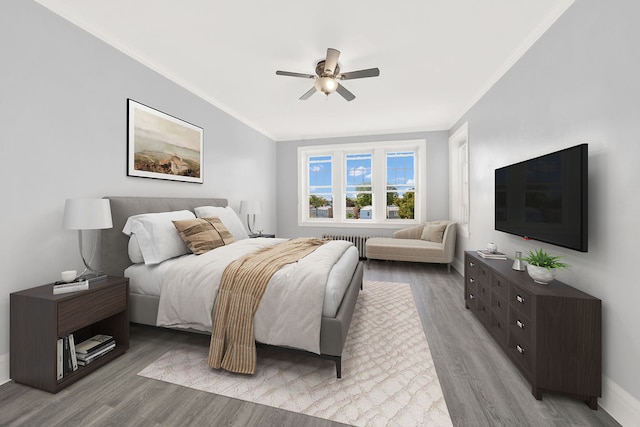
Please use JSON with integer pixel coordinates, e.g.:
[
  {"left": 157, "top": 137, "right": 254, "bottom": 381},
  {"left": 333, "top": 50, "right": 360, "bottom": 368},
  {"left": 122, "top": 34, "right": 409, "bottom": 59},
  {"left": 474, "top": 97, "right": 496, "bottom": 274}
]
[
  {"left": 421, "top": 223, "right": 447, "bottom": 243},
  {"left": 172, "top": 217, "right": 236, "bottom": 255}
]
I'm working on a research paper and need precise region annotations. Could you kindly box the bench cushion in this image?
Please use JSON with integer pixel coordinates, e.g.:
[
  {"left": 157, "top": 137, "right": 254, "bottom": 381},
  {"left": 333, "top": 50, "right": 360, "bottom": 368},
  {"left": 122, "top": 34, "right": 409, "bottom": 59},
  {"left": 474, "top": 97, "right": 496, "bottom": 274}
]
[{"left": 366, "top": 237, "right": 449, "bottom": 263}]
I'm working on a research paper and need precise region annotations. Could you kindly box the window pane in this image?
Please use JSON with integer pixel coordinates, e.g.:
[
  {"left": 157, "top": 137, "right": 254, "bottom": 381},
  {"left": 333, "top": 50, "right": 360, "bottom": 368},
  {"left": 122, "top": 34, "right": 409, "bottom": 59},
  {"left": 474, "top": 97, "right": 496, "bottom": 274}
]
[
  {"left": 386, "top": 151, "right": 415, "bottom": 219},
  {"left": 309, "top": 155, "right": 333, "bottom": 218},
  {"left": 346, "top": 154, "right": 372, "bottom": 219}
]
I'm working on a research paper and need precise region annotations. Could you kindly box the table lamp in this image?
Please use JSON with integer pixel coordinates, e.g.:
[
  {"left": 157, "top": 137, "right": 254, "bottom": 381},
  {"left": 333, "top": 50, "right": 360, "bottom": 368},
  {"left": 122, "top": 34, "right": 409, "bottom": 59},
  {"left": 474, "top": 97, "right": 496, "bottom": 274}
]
[
  {"left": 63, "top": 198, "right": 113, "bottom": 283},
  {"left": 239, "top": 200, "right": 262, "bottom": 235}
]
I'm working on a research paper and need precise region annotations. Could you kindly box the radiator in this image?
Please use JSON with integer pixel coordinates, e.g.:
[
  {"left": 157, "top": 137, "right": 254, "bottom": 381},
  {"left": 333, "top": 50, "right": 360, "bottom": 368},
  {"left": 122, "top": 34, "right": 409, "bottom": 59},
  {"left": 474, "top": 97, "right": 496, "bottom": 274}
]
[{"left": 322, "top": 234, "right": 377, "bottom": 259}]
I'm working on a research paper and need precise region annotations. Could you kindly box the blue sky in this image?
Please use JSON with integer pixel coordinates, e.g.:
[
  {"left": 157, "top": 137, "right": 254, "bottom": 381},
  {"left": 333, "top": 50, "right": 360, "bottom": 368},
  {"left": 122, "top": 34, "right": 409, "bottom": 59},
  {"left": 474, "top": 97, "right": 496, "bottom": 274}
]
[{"left": 309, "top": 152, "right": 415, "bottom": 200}]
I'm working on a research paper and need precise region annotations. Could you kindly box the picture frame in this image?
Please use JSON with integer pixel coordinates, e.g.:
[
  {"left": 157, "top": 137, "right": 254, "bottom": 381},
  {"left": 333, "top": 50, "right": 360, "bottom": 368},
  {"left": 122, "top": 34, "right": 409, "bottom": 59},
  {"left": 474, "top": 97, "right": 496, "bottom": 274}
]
[{"left": 127, "top": 99, "right": 204, "bottom": 183}]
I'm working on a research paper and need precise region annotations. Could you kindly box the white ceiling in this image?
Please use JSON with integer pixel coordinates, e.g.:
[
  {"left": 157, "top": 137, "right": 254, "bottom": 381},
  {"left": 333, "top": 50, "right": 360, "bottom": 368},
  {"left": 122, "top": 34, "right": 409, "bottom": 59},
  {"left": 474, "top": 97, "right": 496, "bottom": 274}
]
[{"left": 35, "top": 0, "right": 574, "bottom": 141}]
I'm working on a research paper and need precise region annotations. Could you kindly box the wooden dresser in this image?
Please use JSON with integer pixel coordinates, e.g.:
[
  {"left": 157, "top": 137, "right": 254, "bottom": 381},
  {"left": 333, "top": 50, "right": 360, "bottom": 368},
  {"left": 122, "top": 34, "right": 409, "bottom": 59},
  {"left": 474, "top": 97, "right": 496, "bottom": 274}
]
[{"left": 464, "top": 251, "right": 601, "bottom": 409}]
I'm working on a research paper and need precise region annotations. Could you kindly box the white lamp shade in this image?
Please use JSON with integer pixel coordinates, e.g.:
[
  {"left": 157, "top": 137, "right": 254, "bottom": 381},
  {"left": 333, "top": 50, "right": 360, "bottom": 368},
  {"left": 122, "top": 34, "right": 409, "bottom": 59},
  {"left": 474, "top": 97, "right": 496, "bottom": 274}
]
[
  {"left": 63, "top": 199, "right": 113, "bottom": 230},
  {"left": 240, "top": 200, "right": 262, "bottom": 215}
]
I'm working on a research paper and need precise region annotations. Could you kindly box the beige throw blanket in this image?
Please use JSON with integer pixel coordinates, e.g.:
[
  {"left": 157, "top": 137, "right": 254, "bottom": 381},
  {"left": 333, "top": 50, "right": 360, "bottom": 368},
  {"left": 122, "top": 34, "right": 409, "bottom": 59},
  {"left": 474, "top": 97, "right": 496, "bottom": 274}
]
[{"left": 208, "top": 238, "right": 327, "bottom": 374}]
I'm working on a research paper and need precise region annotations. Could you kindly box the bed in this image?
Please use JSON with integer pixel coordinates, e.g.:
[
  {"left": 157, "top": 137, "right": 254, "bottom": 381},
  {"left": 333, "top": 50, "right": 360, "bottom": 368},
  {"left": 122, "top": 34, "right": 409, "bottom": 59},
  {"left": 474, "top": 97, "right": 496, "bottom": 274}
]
[{"left": 101, "top": 196, "right": 363, "bottom": 377}]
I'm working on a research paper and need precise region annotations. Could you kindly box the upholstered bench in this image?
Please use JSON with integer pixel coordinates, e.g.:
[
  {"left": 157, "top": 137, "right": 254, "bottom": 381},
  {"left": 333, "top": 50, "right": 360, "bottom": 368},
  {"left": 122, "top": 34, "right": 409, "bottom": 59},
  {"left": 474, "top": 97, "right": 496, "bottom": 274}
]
[{"left": 365, "top": 220, "right": 457, "bottom": 272}]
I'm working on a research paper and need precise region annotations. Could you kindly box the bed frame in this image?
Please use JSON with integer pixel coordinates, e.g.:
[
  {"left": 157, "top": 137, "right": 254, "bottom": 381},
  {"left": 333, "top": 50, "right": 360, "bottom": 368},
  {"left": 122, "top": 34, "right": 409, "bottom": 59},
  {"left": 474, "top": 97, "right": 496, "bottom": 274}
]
[{"left": 101, "top": 196, "right": 363, "bottom": 377}]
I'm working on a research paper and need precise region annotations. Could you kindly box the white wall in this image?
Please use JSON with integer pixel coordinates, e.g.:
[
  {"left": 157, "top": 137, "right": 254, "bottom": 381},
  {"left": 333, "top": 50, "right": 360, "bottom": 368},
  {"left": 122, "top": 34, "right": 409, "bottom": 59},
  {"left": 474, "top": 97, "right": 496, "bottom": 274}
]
[
  {"left": 276, "top": 131, "right": 450, "bottom": 239},
  {"left": 0, "top": 0, "right": 275, "bottom": 382},
  {"left": 450, "top": 0, "right": 640, "bottom": 423}
]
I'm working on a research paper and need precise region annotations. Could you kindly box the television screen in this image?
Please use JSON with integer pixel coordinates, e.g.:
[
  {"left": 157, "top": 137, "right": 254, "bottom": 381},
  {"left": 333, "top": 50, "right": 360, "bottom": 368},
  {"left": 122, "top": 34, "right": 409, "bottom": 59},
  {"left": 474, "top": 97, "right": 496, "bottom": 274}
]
[{"left": 495, "top": 144, "right": 588, "bottom": 252}]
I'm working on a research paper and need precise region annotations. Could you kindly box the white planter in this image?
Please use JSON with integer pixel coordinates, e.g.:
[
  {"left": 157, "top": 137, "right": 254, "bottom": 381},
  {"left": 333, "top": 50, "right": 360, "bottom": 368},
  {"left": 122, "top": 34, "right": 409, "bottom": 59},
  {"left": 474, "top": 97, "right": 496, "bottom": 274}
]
[{"left": 526, "top": 264, "right": 556, "bottom": 284}]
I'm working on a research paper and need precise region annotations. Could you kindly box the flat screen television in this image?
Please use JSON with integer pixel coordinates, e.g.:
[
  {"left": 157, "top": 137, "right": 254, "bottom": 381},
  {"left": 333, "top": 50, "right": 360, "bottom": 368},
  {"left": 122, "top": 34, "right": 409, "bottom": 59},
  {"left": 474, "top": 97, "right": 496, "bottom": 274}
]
[{"left": 495, "top": 143, "right": 588, "bottom": 252}]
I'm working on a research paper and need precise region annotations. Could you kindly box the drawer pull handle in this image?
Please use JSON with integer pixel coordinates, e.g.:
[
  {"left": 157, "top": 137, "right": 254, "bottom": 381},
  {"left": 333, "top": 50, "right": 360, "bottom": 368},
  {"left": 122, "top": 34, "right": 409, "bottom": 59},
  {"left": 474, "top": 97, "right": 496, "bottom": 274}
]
[
  {"left": 469, "top": 278, "right": 475, "bottom": 283},
  {"left": 469, "top": 262, "right": 475, "bottom": 267},
  {"left": 516, "top": 295, "right": 525, "bottom": 304},
  {"left": 516, "top": 344, "right": 525, "bottom": 354},
  {"left": 497, "top": 300, "right": 501, "bottom": 308},
  {"left": 516, "top": 320, "right": 524, "bottom": 329},
  {"left": 469, "top": 293, "right": 474, "bottom": 300}
]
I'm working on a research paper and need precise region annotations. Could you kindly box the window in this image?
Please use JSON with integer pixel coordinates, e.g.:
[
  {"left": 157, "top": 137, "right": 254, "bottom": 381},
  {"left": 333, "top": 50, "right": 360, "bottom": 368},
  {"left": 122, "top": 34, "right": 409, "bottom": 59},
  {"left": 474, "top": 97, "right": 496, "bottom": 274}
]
[
  {"left": 345, "top": 153, "right": 372, "bottom": 220},
  {"left": 308, "top": 155, "right": 333, "bottom": 218},
  {"left": 298, "top": 140, "right": 426, "bottom": 227},
  {"left": 386, "top": 151, "right": 415, "bottom": 219},
  {"left": 449, "top": 122, "right": 470, "bottom": 237}
]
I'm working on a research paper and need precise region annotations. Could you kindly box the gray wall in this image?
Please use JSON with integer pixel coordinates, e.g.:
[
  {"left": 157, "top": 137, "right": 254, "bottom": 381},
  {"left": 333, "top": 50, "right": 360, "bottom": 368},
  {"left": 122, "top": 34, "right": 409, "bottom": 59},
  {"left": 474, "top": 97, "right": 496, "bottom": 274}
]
[
  {"left": 450, "top": 0, "right": 640, "bottom": 417},
  {"left": 0, "top": 0, "right": 275, "bottom": 379},
  {"left": 276, "top": 131, "right": 450, "bottom": 239}
]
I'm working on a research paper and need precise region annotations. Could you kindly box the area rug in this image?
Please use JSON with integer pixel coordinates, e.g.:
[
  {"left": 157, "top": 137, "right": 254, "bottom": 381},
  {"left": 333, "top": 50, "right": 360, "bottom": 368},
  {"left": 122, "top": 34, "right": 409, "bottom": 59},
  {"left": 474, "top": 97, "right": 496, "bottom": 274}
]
[{"left": 138, "top": 281, "right": 452, "bottom": 426}]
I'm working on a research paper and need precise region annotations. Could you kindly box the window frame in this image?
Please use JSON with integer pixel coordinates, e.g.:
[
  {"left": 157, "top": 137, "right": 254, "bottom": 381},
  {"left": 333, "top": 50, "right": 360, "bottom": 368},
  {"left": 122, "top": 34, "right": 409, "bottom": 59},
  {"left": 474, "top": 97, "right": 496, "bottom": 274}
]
[
  {"left": 449, "top": 122, "right": 470, "bottom": 238},
  {"left": 298, "top": 139, "right": 427, "bottom": 228}
]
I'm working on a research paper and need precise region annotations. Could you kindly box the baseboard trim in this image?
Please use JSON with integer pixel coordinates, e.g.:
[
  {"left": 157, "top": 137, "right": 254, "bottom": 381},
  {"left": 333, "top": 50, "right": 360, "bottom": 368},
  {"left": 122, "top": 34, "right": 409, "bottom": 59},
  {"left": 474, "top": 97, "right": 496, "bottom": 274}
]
[
  {"left": 0, "top": 352, "right": 9, "bottom": 386},
  {"left": 601, "top": 375, "right": 640, "bottom": 426}
]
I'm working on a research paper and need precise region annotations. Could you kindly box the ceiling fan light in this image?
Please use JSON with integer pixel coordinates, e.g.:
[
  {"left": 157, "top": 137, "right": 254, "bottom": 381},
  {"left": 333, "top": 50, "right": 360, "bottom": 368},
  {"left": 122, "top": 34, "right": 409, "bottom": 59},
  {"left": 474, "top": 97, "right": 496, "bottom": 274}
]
[{"left": 315, "top": 77, "right": 338, "bottom": 94}]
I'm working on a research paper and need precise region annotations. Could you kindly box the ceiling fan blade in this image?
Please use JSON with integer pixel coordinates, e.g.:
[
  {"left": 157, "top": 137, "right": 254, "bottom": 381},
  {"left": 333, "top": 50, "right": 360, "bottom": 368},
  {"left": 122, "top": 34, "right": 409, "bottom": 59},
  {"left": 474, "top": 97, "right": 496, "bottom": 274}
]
[
  {"left": 338, "top": 68, "right": 380, "bottom": 80},
  {"left": 324, "top": 48, "right": 340, "bottom": 75},
  {"left": 299, "top": 86, "right": 317, "bottom": 100},
  {"left": 336, "top": 83, "right": 355, "bottom": 101},
  {"left": 276, "top": 70, "right": 315, "bottom": 79}
]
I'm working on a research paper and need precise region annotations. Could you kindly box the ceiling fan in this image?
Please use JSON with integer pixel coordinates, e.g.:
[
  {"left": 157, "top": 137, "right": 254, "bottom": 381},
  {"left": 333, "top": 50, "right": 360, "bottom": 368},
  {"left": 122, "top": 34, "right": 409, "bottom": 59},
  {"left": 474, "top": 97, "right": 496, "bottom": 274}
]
[{"left": 276, "top": 48, "right": 380, "bottom": 101}]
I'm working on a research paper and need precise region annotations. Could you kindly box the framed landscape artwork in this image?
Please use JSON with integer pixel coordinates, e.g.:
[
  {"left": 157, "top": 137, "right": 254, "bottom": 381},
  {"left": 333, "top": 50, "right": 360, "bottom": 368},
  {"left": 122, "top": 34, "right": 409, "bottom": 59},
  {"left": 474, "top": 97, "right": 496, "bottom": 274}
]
[{"left": 127, "top": 99, "right": 203, "bottom": 183}]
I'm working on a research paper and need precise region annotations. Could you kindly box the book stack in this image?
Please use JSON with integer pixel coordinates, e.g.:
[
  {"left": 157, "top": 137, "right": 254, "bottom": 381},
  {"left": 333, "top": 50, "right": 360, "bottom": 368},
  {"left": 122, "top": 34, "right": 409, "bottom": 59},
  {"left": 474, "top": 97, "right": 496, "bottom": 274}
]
[
  {"left": 75, "top": 334, "right": 115, "bottom": 366},
  {"left": 53, "top": 279, "right": 89, "bottom": 295},
  {"left": 476, "top": 249, "right": 507, "bottom": 260},
  {"left": 57, "top": 334, "right": 78, "bottom": 380}
]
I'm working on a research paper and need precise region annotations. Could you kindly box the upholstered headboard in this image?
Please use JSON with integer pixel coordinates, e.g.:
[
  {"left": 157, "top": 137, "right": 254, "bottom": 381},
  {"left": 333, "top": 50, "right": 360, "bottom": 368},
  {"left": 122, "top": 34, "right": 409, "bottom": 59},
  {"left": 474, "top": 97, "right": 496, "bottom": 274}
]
[{"left": 102, "top": 196, "right": 228, "bottom": 277}]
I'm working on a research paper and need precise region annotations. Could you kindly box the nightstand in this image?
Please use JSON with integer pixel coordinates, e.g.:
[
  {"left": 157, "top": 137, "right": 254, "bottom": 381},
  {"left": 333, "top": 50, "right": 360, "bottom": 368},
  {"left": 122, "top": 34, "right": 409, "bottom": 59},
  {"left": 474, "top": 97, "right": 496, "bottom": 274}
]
[
  {"left": 10, "top": 276, "right": 129, "bottom": 393},
  {"left": 249, "top": 233, "right": 275, "bottom": 238}
]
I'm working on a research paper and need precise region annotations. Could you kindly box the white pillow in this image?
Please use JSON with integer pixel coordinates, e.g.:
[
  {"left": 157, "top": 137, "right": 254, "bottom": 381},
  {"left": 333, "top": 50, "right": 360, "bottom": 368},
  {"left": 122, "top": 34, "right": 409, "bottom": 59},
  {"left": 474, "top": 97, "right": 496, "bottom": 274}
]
[
  {"left": 194, "top": 206, "right": 249, "bottom": 240},
  {"left": 122, "top": 210, "right": 195, "bottom": 264},
  {"left": 128, "top": 234, "right": 145, "bottom": 264}
]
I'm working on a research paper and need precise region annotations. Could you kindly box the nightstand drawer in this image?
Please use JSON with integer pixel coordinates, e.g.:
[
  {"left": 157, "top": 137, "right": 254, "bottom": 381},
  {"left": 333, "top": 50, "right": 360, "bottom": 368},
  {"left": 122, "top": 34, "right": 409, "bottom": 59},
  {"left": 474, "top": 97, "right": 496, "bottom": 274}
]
[{"left": 58, "top": 282, "right": 127, "bottom": 334}]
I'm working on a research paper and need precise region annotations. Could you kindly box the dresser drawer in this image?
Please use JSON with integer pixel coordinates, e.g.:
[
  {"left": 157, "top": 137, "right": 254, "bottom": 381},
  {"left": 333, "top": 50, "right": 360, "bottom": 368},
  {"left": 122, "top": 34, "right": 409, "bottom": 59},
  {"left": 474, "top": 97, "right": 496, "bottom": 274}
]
[
  {"left": 509, "top": 306, "right": 531, "bottom": 345},
  {"left": 491, "top": 292, "right": 508, "bottom": 322},
  {"left": 490, "top": 311, "right": 508, "bottom": 345},
  {"left": 476, "top": 298, "right": 490, "bottom": 326},
  {"left": 58, "top": 282, "right": 127, "bottom": 334},
  {"left": 477, "top": 279, "right": 491, "bottom": 304},
  {"left": 508, "top": 334, "right": 532, "bottom": 376},
  {"left": 491, "top": 272, "right": 510, "bottom": 298},
  {"left": 509, "top": 284, "right": 532, "bottom": 318}
]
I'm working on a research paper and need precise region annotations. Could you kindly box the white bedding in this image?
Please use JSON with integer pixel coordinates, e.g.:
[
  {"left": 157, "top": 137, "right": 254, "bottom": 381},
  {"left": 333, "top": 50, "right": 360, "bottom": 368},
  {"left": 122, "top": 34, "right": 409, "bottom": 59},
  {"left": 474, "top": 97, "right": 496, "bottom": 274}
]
[
  {"left": 125, "top": 239, "right": 358, "bottom": 318},
  {"left": 154, "top": 237, "right": 354, "bottom": 354}
]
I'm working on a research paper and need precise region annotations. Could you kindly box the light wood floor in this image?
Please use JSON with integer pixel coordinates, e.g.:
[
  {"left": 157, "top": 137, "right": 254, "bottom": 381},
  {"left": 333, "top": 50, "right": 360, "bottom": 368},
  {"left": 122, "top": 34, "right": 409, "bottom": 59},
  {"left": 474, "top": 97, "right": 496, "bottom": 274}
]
[{"left": 0, "top": 261, "right": 620, "bottom": 426}]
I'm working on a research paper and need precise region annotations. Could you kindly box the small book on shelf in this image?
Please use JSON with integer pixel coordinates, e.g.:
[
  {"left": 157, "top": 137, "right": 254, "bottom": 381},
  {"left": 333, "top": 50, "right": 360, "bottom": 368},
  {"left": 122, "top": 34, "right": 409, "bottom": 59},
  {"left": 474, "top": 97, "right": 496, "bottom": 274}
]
[
  {"left": 76, "top": 342, "right": 116, "bottom": 365},
  {"left": 477, "top": 249, "right": 507, "bottom": 259},
  {"left": 69, "top": 334, "right": 78, "bottom": 371},
  {"left": 75, "top": 334, "right": 115, "bottom": 355},
  {"left": 57, "top": 338, "right": 64, "bottom": 380}
]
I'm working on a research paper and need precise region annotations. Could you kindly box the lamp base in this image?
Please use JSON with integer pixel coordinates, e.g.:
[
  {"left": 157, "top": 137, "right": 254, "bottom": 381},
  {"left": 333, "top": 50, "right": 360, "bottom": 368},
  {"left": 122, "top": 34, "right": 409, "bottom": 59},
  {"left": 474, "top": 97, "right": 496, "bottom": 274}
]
[{"left": 78, "top": 273, "right": 108, "bottom": 284}]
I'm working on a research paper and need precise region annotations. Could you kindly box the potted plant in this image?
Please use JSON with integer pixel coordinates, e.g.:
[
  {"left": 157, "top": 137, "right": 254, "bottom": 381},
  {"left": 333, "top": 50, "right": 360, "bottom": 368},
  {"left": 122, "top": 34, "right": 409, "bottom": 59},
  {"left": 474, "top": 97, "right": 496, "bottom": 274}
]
[{"left": 520, "top": 248, "right": 570, "bottom": 284}]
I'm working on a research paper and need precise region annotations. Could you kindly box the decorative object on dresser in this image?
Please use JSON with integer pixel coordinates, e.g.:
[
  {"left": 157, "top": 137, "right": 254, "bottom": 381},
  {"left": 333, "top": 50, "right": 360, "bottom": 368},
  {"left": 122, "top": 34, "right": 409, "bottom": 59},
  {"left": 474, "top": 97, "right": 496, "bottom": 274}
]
[
  {"left": 10, "top": 276, "right": 129, "bottom": 393},
  {"left": 239, "top": 200, "right": 262, "bottom": 235},
  {"left": 63, "top": 198, "right": 113, "bottom": 283},
  {"left": 512, "top": 251, "right": 525, "bottom": 271},
  {"left": 519, "top": 248, "right": 570, "bottom": 285},
  {"left": 464, "top": 251, "right": 601, "bottom": 409},
  {"left": 127, "top": 99, "right": 203, "bottom": 184}
]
